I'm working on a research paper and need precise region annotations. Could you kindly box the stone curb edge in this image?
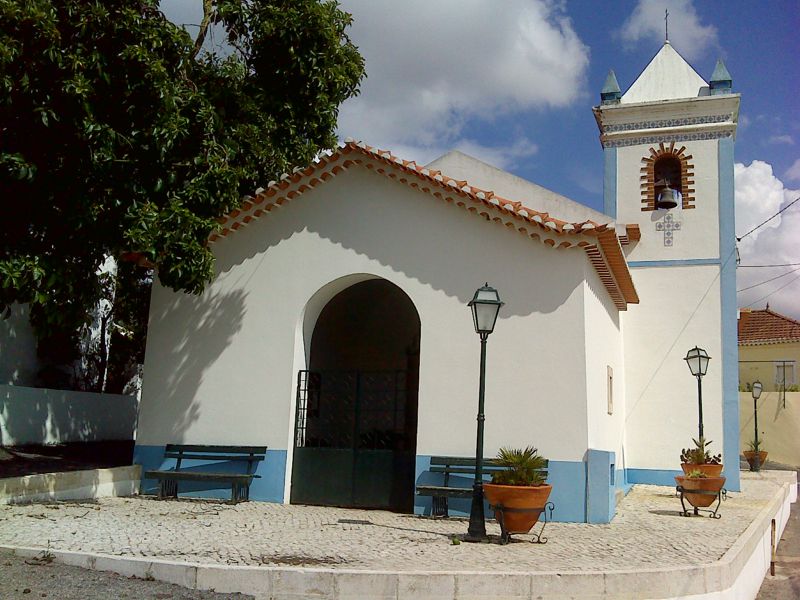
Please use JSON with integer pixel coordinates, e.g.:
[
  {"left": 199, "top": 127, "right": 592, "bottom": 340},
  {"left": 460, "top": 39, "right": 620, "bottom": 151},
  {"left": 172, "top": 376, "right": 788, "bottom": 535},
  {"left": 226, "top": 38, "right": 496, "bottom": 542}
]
[{"left": 713, "top": 477, "right": 793, "bottom": 586}]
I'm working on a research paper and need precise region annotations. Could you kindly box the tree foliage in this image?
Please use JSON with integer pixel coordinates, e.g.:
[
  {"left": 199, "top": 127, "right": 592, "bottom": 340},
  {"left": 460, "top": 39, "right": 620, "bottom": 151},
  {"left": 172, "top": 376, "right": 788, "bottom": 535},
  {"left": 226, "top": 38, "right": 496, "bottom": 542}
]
[{"left": 0, "top": 0, "right": 364, "bottom": 375}]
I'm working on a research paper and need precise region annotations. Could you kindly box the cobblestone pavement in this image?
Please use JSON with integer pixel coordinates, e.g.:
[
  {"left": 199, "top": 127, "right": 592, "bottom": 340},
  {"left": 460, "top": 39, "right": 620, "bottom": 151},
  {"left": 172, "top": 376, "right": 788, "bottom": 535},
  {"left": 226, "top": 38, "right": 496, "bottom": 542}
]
[{"left": 0, "top": 477, "right": 787, "bottom": 573}]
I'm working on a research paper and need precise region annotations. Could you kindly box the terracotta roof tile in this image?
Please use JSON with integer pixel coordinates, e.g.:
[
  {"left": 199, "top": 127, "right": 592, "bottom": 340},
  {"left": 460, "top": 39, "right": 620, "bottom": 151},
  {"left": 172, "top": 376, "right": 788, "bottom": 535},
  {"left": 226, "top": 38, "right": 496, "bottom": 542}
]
[
  {"left": 738, "top": 308, "right": 800, "bottom": 346},
  {"left": 210, "top": 140, "right": 639, "bottom": 309}
]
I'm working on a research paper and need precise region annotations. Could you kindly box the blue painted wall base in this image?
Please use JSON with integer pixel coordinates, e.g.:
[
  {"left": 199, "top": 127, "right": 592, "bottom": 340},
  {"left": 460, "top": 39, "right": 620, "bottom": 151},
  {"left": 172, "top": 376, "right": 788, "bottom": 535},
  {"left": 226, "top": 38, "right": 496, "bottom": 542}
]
[
  {"left": 414, "top": 453, "right": 616, "bottom": 524},
  {"left": 627, "top": 466, "right": 740, "bottom": 493},
  {"left": 133, "top": 446, "right": 629, "bottom": 524},
  {"left": 133, "top": 444, "right": 286, "bottom": 503},
  {"left": 626, "top": 468, "right": 683, "bottom": 487},
  {"left": 587, "top": 449, "right": 616, "bottom": 523}
]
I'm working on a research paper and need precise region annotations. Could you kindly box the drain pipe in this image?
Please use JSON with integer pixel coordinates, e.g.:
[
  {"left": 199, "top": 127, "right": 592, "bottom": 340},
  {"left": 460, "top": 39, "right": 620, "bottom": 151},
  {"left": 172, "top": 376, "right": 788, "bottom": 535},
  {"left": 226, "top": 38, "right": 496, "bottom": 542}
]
[{"left": 770, "top": 518, "right": 776, "bottom": 576}]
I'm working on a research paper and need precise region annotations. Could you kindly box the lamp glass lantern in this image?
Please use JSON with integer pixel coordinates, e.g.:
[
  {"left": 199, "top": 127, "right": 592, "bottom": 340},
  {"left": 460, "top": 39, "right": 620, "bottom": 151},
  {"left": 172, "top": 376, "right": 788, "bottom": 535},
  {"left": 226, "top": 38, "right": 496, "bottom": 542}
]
[
  {"left": 468, "top": 283, "right": 504, "bottom": 336},
  {"left": 684, "top": 346, "right": 711, "bottom": 442},
  {"left": 752, "top": 381, "right": 763, "bottom": 400},
  {"left": 684, "top": 346, "right": 711, "bottom": 377}
]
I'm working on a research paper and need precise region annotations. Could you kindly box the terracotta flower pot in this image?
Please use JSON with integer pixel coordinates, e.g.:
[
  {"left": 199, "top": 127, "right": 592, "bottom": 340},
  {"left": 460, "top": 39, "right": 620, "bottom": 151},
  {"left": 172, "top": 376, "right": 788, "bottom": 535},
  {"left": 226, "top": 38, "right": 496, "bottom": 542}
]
[
  {"left": 680, "top": 463, "right": 723, "bottom": 477},
  {"left": 675, "top": 475, "right": 726, "bottom": 508},
  {"left": 483, "top": 483, "right": 552, "bottom": 534},
  {"left": 743, "top": 451, "right": 768, "bottom": 471}
]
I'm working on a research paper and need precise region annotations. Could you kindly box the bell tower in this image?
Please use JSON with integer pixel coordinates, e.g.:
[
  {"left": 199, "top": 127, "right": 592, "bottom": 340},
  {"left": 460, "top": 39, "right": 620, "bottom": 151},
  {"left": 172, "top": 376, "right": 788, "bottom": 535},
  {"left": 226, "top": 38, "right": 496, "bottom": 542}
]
[{"left": 594, "top": 42, "right": 741, "bottom": 490}]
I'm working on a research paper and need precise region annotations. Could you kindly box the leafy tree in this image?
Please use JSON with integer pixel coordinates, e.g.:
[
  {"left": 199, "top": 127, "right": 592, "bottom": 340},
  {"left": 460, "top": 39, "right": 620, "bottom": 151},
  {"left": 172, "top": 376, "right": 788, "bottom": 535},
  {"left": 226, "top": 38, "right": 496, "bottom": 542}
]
[
  {"left": 103, "top": 261, "right": 153, "bottom": 394},
  {"left": 0, "top": 0, "right": 364, "bottom": 386}
]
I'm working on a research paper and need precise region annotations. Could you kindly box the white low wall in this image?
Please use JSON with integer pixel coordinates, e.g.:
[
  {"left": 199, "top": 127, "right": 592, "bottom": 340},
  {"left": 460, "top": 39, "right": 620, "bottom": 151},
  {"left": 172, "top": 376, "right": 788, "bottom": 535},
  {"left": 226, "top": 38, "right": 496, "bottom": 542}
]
[
  {"left": 0, "top": 465, "right": 141, "bottom": 504},
  {"left": 0, "top": 385, "right": 137, "bottom": 446},
  {"left": 679, "top": 471, "right": 796, "bottom": 600}
]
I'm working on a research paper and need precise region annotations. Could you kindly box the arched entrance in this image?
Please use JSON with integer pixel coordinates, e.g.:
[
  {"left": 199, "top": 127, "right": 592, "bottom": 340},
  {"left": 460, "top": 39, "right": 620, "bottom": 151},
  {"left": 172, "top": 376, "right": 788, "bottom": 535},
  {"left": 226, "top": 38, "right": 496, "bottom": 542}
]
[{"left": 291, "top": 279, "right": 420, "bottom": 512}]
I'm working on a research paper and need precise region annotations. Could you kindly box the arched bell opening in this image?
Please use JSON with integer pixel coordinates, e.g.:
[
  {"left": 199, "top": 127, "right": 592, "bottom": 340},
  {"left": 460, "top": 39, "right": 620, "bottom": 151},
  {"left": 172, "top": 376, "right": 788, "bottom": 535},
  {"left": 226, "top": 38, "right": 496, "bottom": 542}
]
[
  {"left": 290, "top": 279, "right": 420, "bottom": 513},
  {"left": 654, "top": 155, "right": 683, "bottom": 209},
  {"left": 640, "top": 144, "right": 696, "bottom": 211}
]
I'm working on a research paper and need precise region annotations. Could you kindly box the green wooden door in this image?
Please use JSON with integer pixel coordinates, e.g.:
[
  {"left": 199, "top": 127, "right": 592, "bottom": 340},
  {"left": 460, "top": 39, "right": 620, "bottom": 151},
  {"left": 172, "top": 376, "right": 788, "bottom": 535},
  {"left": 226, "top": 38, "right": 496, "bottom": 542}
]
[{"left": 290, "top": 370, "right": 416, "bottom": 512}]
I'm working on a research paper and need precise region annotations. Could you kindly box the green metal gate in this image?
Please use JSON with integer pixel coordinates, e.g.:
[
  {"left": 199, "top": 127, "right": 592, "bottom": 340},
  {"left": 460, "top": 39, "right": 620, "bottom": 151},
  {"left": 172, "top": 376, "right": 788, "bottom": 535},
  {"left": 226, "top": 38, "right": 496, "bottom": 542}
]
[{"left": 290, "top": 370, "right": 417, "bottom": 512}]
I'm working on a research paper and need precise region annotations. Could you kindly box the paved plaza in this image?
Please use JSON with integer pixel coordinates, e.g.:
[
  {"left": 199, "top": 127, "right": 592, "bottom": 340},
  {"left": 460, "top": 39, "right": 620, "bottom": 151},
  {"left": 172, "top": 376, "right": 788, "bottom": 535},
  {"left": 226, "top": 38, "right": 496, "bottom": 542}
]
[{"left": 0, "top": 476, "right": 787, "bottom": 573}]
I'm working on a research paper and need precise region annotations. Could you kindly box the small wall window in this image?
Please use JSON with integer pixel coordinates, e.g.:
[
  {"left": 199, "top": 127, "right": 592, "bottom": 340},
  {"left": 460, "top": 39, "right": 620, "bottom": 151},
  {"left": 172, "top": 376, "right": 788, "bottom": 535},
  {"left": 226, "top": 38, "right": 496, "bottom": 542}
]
[
  {"left": 607, "top": 365, "right": 614, "bottom": 415},
  {"left": 775, "top": 361, "right": 796, "bottom": 387}
]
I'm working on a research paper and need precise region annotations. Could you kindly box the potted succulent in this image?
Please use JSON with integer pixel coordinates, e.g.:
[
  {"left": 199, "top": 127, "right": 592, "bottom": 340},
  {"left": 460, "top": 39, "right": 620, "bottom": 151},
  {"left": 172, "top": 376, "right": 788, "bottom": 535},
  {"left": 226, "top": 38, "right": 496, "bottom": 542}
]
[
  {"left": 743, "top": 439, "right": 768, "bottom": 471},
  {"left": 680, "top": 437, "right": 723, "bottom": 477},
  {"left": 482, "top": 446, "right": 551, "bottom": 536},
  {"left": 675, "top": 468, "right": 726, "bottom": 510}
]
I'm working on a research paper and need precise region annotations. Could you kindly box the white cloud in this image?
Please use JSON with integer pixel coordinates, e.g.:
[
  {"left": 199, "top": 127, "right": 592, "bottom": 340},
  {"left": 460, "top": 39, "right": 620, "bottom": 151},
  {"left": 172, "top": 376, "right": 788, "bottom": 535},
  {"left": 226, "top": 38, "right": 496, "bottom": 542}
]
[
  {"left": 767, "top": 135, "right": 794, "bottom": 146},
  {"left": 337, "top": 0, "right": 589, "bottom": 158},
  {"left": 785, "top": 159, "right": 800, "bottom": 181},
  {"left": 739, "top": 115, "right": 751, "bottom": 129},
  {"left": 735, "top": 161, "right": 800, "bottom": 319},
  {"left": 620, "top": 0, "right": 718, "bottom": 61}
]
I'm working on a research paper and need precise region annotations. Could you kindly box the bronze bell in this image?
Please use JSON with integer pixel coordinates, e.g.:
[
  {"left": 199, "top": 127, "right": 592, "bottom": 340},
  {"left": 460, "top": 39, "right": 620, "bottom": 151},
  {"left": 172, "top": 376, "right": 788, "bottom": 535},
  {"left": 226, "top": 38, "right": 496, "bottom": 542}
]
[{"left": 657, "top": 183, "right": 679, "bottom": 209}]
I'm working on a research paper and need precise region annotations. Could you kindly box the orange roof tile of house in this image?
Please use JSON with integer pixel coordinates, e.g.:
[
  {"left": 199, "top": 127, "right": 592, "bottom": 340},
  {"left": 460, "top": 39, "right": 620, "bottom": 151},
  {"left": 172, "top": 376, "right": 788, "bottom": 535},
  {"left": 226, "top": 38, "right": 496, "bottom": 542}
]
[
  {"left": 738, "top": 307, "right": 800, "bottom": 346},
  {"left": 210, "top": 140, "right": 640, "bottom": 310}
]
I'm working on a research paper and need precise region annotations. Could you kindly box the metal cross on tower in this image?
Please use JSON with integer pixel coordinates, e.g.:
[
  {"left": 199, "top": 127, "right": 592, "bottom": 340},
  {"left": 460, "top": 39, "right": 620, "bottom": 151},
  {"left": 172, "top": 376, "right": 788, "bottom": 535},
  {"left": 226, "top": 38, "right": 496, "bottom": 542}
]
[{"left": 665, "top": 9, "right": 669, "bottom": 42}]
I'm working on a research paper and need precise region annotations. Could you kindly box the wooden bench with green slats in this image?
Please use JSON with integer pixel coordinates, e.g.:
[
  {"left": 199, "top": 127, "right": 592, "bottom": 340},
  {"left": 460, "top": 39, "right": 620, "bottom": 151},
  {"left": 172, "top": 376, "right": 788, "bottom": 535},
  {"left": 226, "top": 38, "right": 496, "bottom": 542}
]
[
  {"left": 144, "top": 444, "right": 267, "bottom": 503},
  {"left": 415, "top": 455, "right": 548, "bottom": 517}
]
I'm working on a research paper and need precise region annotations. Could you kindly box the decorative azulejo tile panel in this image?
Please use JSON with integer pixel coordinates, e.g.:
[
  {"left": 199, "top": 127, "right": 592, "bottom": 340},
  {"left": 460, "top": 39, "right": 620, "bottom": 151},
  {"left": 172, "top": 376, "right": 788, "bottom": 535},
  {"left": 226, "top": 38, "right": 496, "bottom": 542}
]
[
  {"left": 604, "top": 114, "right": 733, "bottom": 134},
  {"left": 655, "top": 212, "right": 683, "bottom": 247},
  {"left": 604, "top": 131, "right": 733, "bottom": 149}
]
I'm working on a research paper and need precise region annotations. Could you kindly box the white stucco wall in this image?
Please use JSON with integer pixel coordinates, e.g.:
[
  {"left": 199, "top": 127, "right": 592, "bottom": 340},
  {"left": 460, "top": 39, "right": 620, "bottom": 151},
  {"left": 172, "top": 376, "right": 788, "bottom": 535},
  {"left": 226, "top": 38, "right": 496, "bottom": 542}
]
[
  {"left": 0, "top": 384, "right": 137, "bottom": 446},
  {"left": 583, "top": 261, "right": 626, "bottom": 461},
  {"left": 739, "top": 391, "right": 800, "bottom": 467},
  {"left": 621, "top": 265, "right": 724, "bottom": 470},
  {"left": 137, "top": 167, "right": 597, "bottom": 463},
  {"left": 616, "top": 139, "right": 720, "bottom": 262}
]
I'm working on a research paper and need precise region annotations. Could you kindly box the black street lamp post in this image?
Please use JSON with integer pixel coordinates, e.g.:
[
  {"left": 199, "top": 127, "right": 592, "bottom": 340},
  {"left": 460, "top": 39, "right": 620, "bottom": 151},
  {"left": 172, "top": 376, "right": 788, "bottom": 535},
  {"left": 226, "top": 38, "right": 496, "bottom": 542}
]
[
  {"left": 465, "top": 283, "right": 504, "bottom": 543},
  {"left": 751, "top": 381, "right": 763, "bottom": 471},
  {"left": 684, "top": 346, "right": 711, "bottom": 441}
]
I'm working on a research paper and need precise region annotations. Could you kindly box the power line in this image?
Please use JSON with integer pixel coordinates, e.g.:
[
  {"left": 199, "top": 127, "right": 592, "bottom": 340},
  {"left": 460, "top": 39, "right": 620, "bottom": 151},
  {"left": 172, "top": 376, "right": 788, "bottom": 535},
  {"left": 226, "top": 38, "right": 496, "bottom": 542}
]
[
  {"left": 739, "top": 262, "right": 800, "bottom": 268},
  {"left": 737, "top": 266, "right": 800, "bottom": 292},
  {"left": 736, "top": 196, "right": 800, "bottom": 241},
  {"left": 744, "top": 272, "right": 800, "bottom": 308}
]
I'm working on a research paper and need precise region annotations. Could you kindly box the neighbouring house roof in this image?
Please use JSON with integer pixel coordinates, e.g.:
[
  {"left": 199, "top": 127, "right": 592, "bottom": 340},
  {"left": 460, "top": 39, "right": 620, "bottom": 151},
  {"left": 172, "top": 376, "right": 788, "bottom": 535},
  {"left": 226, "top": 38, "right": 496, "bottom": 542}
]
[
  {"left": 621, "top": 42, "right": 708, "bottom": 104},
  {"left": 211, "top": 140, "right": 640, "bottom": 310},
  {"left": 738, "top": 308, "right": 800, "bottom": 346}
]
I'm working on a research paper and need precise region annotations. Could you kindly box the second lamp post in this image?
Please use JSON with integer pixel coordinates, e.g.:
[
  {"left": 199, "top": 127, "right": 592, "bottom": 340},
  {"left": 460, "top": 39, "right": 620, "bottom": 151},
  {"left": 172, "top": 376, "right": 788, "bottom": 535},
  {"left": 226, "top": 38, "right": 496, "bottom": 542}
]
[
  {"left": 465, "top": 283, "right": 504, "bottom": 543},
  {"left": 684, "top": 346, "right": 711, "bottom": 441},
  {"left": 751, "top": 381, "right": 763, "bottom": 471}
]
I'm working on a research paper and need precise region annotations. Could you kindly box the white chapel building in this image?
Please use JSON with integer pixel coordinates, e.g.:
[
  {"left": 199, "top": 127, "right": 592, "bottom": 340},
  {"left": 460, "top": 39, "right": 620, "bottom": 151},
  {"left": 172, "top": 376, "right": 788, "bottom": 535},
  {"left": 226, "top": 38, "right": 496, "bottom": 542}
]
[{"left": 135, "top": 42, "right": 741, "bottom": 523}]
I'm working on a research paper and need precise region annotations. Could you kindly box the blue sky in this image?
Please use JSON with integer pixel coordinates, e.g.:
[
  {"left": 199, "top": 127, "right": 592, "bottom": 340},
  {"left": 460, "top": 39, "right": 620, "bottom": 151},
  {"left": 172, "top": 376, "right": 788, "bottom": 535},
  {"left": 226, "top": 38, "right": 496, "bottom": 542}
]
[
  {"left": 162, "top": 0, "right": 799, "bottom": 318},
  {"left": 336, "top": 0, "right": 796, "bottom": 199},
  {"left": 335, "top": 0, "right": 799, "bottom": 319}
]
